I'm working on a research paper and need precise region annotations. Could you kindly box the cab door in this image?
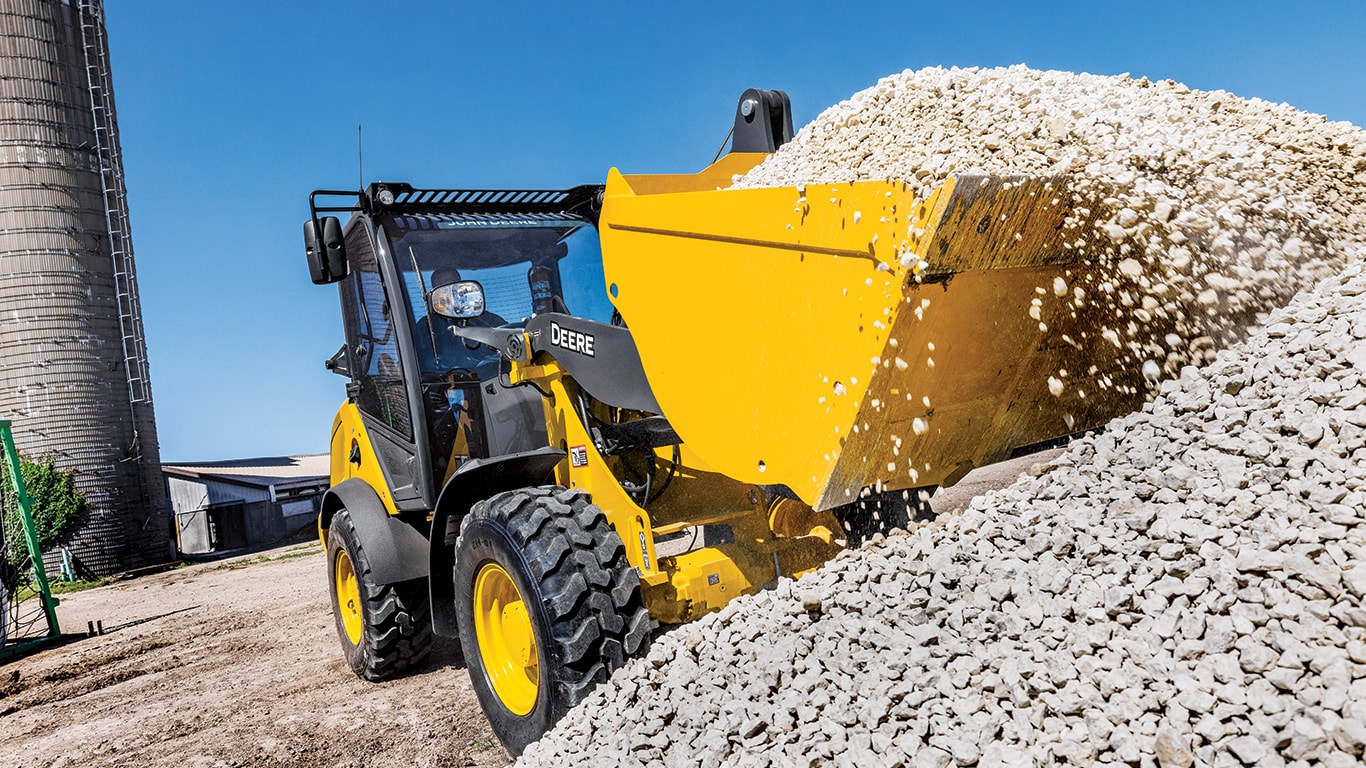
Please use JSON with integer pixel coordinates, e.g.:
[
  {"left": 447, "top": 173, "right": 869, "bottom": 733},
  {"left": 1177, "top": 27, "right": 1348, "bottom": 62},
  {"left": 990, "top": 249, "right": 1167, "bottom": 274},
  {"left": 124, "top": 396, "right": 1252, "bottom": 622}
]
[{"left": 337, "top": 219, "right": 432, "bottom": 510}]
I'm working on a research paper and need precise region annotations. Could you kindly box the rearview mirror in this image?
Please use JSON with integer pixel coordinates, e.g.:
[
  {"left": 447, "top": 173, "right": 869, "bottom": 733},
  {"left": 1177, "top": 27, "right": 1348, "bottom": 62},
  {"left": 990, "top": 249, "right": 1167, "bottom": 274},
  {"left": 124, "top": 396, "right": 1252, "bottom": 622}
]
[
  {"left": 431, "top": 281, "right": 485, "bottom": 319},
  {"left": 303, "top": 216, "right": 347, "bottom": 284}
]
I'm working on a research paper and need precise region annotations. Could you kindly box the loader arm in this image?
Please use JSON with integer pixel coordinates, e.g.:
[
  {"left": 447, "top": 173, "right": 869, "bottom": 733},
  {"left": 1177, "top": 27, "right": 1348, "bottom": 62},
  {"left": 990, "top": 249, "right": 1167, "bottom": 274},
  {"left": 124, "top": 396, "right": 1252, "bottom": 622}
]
[{"left": 600, "top": 170, "right": 1156, "bottom": 511}]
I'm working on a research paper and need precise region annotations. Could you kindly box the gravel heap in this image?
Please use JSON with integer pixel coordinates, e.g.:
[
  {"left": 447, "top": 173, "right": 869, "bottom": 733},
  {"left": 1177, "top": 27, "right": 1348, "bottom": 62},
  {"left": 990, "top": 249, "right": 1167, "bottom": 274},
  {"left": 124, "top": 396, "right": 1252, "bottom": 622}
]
[
  {"left": 516, "top": 68, "right": 1366, "bottom": 766},
  {"left": 736, "top": 66, "right": 1366, "bottom": 379},
  {"left": 519, "top": 259, "right": 1366, "bottom": 768}
]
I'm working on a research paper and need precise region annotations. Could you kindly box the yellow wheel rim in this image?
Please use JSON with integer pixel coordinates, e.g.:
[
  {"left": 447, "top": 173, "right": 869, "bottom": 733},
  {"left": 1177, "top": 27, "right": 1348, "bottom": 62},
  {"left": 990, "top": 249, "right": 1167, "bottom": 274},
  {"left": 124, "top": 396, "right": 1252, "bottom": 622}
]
[
  {"left": 473, "top": 561, "right": 539, "bottom": 716},
  {"left": 335, "top": 548, "right": 364, "bottom": 646}
]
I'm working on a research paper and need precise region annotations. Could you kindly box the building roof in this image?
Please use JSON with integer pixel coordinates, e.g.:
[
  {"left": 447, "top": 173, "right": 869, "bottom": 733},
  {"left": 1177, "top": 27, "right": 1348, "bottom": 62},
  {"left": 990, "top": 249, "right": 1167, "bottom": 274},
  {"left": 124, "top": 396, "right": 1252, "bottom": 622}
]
[{"left": 162, "top": 454, "right": 329, "bottom": 491}]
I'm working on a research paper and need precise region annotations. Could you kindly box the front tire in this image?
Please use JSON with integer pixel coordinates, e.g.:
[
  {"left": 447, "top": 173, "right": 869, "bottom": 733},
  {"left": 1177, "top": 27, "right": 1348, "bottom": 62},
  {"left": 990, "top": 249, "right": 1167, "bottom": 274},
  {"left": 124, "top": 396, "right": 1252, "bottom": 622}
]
[
  {"left": 327, "top": 507, "right": 432, "bottom": 680},
  {"left": 453, "top": 486, "right": 651, "bottom": 755}
]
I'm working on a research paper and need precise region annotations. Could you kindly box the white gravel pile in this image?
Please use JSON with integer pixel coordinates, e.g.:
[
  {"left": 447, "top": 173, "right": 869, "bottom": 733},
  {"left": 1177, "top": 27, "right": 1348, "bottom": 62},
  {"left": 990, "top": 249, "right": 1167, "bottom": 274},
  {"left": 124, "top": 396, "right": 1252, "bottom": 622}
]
[
  {"left": 737, "top": 66, "right": 1366, "bottom": 377},
  {"left": 520, "top": 260, "right": 1366, "bottom": 767},
  {"left": 517, "top": 68, "right": 1366, "bottom": 767}
]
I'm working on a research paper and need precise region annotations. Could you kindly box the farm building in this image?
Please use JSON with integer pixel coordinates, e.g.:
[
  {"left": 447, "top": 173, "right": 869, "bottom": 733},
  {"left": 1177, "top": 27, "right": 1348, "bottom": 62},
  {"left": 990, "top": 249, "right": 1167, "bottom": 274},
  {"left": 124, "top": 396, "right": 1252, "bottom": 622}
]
[{"left": 163, "top": 455, "right": 328, "bottom": 555}]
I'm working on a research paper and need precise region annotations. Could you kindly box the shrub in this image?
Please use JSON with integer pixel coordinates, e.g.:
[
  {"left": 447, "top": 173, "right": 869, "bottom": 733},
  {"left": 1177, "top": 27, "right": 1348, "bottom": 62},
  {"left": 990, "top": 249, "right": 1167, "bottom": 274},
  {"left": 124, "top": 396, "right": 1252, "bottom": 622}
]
[{"left": 2, "top": 454, "right": 85, "bottom": 567}]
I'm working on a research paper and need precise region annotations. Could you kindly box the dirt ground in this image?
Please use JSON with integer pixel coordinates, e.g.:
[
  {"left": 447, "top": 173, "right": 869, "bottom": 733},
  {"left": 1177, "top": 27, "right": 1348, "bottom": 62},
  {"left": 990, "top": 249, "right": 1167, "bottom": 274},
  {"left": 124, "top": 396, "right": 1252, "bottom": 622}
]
[
  {"left": 0, "top": 450, "right": 1058, "bottom": 768},
  {"left": 0, "top": 542, "right": 508, "bottom": 768}
]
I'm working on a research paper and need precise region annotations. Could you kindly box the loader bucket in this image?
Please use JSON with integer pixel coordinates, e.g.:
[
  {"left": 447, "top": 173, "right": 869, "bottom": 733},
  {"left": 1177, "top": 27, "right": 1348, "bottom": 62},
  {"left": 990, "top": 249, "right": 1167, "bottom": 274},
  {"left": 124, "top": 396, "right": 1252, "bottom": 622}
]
[{"left": 600, "top": 168, "right": 1160, "bottom": 511}]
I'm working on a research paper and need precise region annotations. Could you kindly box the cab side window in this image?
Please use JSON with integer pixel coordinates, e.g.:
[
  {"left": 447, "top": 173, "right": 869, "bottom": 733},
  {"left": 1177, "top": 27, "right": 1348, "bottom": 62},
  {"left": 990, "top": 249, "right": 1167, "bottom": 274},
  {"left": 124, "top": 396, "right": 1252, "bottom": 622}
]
[
  {"left": 340, "top": 223, "right": 412, "bottom": 438},
  {"left": 556, "top": 225, "right": 614, "bottom": 325}
]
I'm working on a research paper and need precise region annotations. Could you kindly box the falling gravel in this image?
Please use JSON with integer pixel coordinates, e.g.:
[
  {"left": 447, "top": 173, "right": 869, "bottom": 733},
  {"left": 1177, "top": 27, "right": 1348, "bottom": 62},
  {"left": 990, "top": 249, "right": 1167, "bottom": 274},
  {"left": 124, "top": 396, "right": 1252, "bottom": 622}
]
[
  {"left": 738, "top": 66, "right": 1366, "bottom": 378},
  {"left": 518, "top": 67, "right": 1366, "bottom": 766}
]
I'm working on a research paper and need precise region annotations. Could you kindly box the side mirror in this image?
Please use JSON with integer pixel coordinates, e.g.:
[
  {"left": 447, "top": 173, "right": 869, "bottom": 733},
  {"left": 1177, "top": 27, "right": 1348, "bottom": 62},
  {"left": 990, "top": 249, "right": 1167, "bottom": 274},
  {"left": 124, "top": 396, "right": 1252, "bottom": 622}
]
[
  {"left": 303, "top": 216, "right": 347, "bottom": 284},
  {"left": 430, "top": 281, "right": 486, "bottom": 319}
]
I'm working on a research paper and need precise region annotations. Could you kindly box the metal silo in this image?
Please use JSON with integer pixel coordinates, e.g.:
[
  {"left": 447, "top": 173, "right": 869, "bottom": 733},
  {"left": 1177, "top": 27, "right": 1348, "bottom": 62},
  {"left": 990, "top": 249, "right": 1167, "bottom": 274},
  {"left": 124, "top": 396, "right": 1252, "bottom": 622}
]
[{"left": 0, "top": 0, "right": 168, "bottom": 574}]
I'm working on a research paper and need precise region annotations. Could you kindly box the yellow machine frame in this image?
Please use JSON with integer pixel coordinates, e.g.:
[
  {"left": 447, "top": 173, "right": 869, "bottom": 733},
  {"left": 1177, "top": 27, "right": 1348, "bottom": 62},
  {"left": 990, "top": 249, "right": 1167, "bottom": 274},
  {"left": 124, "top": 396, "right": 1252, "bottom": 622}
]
[{"left": 510, "top": 357, "right": 842, "bottom": 624}]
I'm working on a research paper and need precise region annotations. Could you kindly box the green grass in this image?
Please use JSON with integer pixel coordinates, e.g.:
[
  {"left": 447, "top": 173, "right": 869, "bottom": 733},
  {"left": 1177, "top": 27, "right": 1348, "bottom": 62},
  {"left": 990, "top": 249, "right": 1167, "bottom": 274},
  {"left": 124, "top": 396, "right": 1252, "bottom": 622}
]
[
  {"left": 14, "top": 577, "right": 105, "bottom": 601},
  {"left": 217, "top": 541, "right": 322, "bottom": 571}
]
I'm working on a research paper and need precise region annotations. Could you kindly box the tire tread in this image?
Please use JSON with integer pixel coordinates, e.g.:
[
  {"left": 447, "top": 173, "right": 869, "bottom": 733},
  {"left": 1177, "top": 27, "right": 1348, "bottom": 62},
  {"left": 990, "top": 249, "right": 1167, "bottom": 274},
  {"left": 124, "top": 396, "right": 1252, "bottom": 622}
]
[
  {"left": 329, "top": 509, "right": 432, "bottom": 681},
  {"left": 458, "top": 485, "right": 652, "bottom": 749}
]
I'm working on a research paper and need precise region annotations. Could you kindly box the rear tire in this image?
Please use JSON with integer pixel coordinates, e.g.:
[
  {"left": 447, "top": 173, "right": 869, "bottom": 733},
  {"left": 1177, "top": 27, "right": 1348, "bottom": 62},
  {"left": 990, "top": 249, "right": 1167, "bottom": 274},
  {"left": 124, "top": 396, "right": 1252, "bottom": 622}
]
[
  {"left": 453, "top": 486, "right": 651, "bottom": 755},
  {"left": 327, "top": 507, "right": 432, "bottom": 680}
]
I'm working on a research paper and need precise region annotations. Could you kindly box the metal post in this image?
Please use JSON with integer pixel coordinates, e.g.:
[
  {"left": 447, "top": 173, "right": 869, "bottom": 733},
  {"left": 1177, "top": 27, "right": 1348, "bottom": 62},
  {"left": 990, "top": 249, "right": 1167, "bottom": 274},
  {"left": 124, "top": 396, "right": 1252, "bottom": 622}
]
[{"left": 0, "top": 420, "right": 61, "bottom": 637}]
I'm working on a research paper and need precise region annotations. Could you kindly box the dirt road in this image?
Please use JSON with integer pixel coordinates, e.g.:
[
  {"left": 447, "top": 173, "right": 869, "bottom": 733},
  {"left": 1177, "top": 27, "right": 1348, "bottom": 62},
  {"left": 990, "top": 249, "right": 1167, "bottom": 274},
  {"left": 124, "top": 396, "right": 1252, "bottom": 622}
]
[{"left": 0, "top": 543, "right": 508, "bottom": 768}]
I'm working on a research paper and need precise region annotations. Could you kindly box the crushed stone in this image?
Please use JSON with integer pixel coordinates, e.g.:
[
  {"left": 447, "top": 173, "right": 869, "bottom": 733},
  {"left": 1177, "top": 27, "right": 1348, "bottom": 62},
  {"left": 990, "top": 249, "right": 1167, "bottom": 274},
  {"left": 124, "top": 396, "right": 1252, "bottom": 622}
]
[
  {"left": 520, "top": 262, "right": 1366, "bottom": 768},
  {"left": 517, "top": 66, "right": 1366, "bottom": 767}
]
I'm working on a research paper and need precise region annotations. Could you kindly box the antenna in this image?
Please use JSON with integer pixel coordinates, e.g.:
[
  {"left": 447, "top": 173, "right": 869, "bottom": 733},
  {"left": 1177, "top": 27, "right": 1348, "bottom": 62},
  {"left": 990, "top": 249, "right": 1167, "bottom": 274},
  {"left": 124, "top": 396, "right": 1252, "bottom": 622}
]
[{"left": 357, "top": 124, "right": 363, "bottom": 190}]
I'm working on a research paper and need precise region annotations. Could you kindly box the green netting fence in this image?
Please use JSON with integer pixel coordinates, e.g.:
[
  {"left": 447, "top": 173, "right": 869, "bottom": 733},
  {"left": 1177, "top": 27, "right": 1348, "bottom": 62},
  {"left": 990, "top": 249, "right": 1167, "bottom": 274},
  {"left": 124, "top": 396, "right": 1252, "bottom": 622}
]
[{"left": 0, "top": 420, "right": 61, "bottom": 660}]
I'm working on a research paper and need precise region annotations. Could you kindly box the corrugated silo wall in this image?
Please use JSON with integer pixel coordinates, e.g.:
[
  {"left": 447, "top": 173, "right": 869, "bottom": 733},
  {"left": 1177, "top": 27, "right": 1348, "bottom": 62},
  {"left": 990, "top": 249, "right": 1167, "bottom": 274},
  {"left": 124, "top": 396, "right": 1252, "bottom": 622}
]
[{"left": 0, "top": 0, "right": 169, "bottom": 574}]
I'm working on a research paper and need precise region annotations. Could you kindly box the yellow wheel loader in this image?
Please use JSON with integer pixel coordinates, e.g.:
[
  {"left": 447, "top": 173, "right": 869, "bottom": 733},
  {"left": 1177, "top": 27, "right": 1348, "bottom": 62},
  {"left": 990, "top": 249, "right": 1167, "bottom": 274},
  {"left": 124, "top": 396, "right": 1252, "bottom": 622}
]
[{"left": 303, "top": 89, "right": 1158, "bottom": 753}]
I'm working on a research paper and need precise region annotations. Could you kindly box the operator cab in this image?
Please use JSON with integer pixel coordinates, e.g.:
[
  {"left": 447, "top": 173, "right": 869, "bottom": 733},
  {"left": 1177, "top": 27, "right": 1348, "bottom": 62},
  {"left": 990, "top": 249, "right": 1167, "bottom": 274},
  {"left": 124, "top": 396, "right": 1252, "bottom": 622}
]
[
  {"left": 304, "top": 183, "right": 607, "bottom": 507},
  {"left": 390, "top": 213, "right": 614, "bottom": 381}
]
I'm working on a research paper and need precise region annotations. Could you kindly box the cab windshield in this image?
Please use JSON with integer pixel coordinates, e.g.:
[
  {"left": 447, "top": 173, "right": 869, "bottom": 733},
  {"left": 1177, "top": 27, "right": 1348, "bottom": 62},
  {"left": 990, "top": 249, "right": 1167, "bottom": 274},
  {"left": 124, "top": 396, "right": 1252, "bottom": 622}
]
[{"left": 382, "top": 214, "right": 612, "bottom": 379}]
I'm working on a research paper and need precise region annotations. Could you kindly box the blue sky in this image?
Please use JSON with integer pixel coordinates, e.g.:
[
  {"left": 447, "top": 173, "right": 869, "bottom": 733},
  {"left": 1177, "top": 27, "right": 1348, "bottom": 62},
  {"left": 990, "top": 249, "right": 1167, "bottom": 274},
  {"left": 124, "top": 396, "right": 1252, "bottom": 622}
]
[{"left": 103, "top": 1, "right": 1366, "bottom": 462}]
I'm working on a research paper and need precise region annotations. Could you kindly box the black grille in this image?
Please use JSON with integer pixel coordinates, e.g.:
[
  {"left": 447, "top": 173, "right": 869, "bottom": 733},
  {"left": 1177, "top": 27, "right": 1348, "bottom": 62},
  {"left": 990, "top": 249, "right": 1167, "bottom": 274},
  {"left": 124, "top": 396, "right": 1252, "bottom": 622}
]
[
  {"left": 390, "top": 212, "right": 582, "bottom": 230},
  {"left": 309, "top": 182, "right": 604, "bottom": 225},
  {"left": 393, "top": 188, "right": 571, "bottom": 207}
]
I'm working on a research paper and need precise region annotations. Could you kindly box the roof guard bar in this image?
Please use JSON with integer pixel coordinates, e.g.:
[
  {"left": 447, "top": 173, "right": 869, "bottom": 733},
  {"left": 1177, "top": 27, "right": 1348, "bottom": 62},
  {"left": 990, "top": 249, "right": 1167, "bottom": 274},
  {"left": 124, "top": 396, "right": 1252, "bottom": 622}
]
[{"left": 307, "top": 183, "right": 605, "bottom": 228}]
